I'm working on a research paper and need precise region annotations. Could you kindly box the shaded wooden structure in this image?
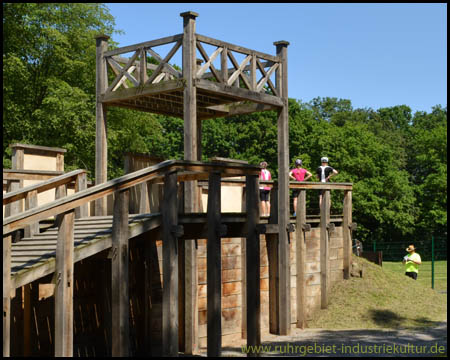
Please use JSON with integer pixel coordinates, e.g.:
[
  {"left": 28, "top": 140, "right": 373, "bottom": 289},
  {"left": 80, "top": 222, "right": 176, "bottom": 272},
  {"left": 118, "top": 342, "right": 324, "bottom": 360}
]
[
  {"left": 94, "top": 11, "right": 291, "bottom": 355},
  {"left": 3, "top": 12, "right": 356, "bottom": 358}
]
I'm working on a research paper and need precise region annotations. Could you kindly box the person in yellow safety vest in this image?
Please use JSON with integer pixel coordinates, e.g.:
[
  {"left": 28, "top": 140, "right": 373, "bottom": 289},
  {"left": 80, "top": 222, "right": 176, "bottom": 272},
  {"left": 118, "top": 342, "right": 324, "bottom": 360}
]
[{"left": 402, "top": 244, "right": 422, "bottom": 280}]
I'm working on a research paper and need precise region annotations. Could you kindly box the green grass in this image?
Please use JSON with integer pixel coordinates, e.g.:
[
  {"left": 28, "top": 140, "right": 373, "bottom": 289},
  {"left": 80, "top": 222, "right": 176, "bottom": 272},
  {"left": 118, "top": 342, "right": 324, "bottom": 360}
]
[
  {"left": 308, "top": 256, "right": 447, "bottom": 330},
  {"left": 383, "top": 260, "right": 447, "bottom": 292}
]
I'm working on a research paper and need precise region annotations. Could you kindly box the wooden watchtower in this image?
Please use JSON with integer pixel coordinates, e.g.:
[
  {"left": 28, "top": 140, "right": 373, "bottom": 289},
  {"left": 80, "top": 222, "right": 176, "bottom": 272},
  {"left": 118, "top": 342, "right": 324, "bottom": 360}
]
[{"left": 95, "top": 10, "right": 292, "bottom": 350}]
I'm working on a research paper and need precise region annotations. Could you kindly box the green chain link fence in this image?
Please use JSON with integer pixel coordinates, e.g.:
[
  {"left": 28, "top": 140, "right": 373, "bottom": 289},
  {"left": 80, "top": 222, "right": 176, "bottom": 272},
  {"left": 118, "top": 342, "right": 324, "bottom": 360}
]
[{"left": 368, "top": 235, "right": 447, "bottom": 292}]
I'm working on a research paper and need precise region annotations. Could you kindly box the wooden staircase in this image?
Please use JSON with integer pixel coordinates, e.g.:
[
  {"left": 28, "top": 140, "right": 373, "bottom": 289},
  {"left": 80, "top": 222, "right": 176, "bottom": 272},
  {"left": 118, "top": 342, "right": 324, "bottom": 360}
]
[{"left": 11, "top": 214, "right": 161, "bottom": 290}]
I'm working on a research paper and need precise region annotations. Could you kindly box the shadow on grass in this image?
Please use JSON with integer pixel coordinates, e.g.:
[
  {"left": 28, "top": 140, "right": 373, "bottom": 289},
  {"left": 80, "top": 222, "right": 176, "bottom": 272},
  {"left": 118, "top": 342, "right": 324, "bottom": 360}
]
[{"left": 369, "top": 309, "right": 444, "bottom": 329}]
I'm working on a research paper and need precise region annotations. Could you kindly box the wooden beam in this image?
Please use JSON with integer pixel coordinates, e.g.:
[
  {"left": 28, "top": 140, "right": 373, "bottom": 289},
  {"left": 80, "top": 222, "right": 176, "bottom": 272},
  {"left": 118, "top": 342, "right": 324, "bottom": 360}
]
[
  {"left": 3, "top": 170, "right": 85, "bottom": 206},
  {"left": 162, "top": 171, "right": 179, "bottom": 356},
  {"left": 3, "top": 235, "right": 12, "bottom": 356},
  {"left": 195, "top": 79, "right": 284, "bottom": 108},
  {"left": 3, "top": 169, "right": 65, "bottom": 181},
  {"left": 111, "top": 189, "right": 130, "bottom": 356},
  {"left": 267, "top": 184, "right": 279, "bottom": 334},
  {"left": 275, "top": 40, "right": 291, "bottom": 335},
  {"left": 246, "top": 174, "right": 260, "bottom": 355},
  {"left": 103, "top": 33, "right": 184, "bottom": 57},
  {"left": 196, "top": 33, "right": 280, "bottom": 63},
  {"left": 24, "top": 190, "right": 39, "bottom": 237},
  {"left": 207, "top": 172, "right": 222, "bottom": 356},
  {"left": 296, "top": 190, "right": 307, "bottom": 329},
  {"left": 343, "top": 190, "right": 352, "bottom": 279},
  {"left": 95, "top": 34, "right": 110, "bottom": 216},
  {"left": 320, "top": 190, "right": 330, "bottom": 309},
  {"left": 75, "top": 172, "right": 88, "bottom": 218},
  {"left": 181, "top": 10, "right": 199, "bottom": 355},
  {"left": 54, "top": 209, "right": 75, "bottom": 356}
]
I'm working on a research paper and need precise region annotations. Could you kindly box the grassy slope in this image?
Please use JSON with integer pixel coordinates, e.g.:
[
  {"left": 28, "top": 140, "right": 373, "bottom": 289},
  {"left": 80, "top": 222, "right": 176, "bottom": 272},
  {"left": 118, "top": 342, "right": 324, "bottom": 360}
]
[{"left": 308, "top": 255, "right": 447, "bottom": 330}]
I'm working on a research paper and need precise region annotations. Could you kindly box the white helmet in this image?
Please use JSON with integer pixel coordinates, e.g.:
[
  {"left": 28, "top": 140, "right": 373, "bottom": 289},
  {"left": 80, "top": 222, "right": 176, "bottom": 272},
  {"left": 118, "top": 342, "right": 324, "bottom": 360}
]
[{"left": 321, "top": 157, "right": 329, "bottom": 163}]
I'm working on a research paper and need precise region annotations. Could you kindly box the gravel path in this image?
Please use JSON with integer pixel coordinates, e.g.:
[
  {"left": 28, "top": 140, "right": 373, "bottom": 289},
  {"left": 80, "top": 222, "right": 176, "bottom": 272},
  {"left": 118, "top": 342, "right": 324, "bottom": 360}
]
[{"left": 211, "top": 322, "right": 448, "bottom": 357}]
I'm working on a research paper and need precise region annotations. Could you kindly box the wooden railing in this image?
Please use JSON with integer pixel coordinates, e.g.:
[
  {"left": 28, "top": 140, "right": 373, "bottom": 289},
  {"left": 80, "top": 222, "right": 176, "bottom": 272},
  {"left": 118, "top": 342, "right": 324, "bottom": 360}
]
[
  {"left": 3, "top": 159, "right": 261, "bottom": 357},
  {"left": 100, "top": 32, "right": 282, "bottom": 97},
  {"left": 3, "top": 169, "right": 88, "bottom": 237}
]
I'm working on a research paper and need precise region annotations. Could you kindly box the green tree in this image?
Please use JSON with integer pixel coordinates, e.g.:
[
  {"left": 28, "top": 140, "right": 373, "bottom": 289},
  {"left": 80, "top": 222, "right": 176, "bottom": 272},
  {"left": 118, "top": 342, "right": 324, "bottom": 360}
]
[{"left": 3, "top": 3, "right": 118, "bottom": 177}]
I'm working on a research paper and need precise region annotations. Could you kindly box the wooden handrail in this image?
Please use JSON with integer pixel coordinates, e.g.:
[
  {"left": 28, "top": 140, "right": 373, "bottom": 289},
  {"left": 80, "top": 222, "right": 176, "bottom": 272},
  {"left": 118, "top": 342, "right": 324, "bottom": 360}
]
[
  {"left": 3, "top": 169, "right": 65, "bottom": 181},
  {"left": 3, "top": 160, "right": 260, "bottom": 235},
  {"left": 3, "top": 169, "right": 87, "bottom": 206},
  {"left": 198, "top": 178, "right": 352, "bottom": 190}
]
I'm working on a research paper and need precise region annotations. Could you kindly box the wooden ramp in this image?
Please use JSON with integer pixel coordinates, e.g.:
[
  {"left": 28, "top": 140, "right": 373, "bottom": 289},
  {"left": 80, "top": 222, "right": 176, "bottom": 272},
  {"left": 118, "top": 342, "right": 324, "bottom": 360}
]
[{"left": 10, "top": 214, "right": 161, "bottom": 290}]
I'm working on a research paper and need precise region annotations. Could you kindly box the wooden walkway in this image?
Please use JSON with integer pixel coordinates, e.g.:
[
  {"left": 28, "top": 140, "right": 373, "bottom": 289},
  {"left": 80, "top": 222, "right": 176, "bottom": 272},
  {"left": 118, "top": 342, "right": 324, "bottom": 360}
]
[{"left": 10, "top": 214, "right": 161, "bottom": 290}]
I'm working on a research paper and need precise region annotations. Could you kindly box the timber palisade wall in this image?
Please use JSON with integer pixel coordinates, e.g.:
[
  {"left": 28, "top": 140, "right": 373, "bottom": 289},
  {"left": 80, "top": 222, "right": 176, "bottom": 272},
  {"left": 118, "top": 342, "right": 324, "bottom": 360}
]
[{"left": 9, "top": 225, "right": 345, "bottom": 356}]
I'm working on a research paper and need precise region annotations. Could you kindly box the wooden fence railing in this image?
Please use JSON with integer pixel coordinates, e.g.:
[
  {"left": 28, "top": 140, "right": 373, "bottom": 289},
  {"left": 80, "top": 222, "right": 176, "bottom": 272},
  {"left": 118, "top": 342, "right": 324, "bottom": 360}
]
[{"left": 3, "top": 159, "right": 261, "bottom": 357}]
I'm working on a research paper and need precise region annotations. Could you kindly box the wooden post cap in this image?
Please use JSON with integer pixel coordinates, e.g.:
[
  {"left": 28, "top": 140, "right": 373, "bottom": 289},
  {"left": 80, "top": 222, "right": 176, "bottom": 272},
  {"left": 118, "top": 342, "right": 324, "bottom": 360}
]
[
  {"left": 273, "top": 40, "right": 290, "bottom": 47},
  {"left": 180, "top": 11, "right": 199, "bottom": 18},
  {"left": 94, "top": 34, "right": 110, "bottom": 41}
]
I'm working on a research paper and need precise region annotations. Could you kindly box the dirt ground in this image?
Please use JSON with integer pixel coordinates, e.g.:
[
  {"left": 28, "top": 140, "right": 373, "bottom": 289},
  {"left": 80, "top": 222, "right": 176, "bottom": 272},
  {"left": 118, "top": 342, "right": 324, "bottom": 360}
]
[{"left": 196, "top": 321, "right": 447, "bottom": 357}]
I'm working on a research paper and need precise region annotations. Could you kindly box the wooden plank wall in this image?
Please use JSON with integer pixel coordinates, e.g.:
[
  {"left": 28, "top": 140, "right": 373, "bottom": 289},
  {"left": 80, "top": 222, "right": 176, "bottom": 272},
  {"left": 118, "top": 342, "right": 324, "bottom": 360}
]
[{"left": 8, "top": 226, "right": 344, "bottom": 356}]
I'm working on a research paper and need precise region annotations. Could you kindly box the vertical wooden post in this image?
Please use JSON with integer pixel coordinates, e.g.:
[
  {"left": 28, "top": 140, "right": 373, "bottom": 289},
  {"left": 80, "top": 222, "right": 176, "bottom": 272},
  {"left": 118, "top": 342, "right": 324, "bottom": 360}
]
[
  {"left": 111, "top": 189, "right": 130, "bottom": 356},
  {"left": 267, "top": 184, "right": 279, "bottom": 334},
  {"left": 95, "top": 34, "right": 110, "bottom": 216},
  {"left": 246, "top": 174, "right": 260, "bottom": 355},
  {"left": 10, "top": 146, "right": 24, "bottom": 243},
  {"left": 221, "top": 47, "right": 228, "bottom": 83},
  {"left": 54, "top": 209, "right": 75, "bottom": 356},
  {"left": 24, "top": 190, "right": 39, "bottom": 237},
  {"left": 181, "top": 10, "right": 199, "bottom": 355},
  {"left": 207, "top": 172, "right": 222, "bottom": 356},
  {"left": 343, "top": 190, "right": 352, "bottom": 279},
  {"left": 3, "top": 235, "right": 12, "bottom": 357},
  {"left": 75, "top": 172, "right": 88, "bottom": 218},
  {"left": 296, "top": 190, "right": 307, "bottom": 328},
  {"left": 241, "top": 182, "right": 247, "bottom": 339},
  {"left": 162, "top": 171, "right": 179, "bottom": 356},
  {"left": 274, "top": 40, "right": 290, "bottom": 335},
  {"left": 320, "top": 190, "right": 330, "bottom": 309}
]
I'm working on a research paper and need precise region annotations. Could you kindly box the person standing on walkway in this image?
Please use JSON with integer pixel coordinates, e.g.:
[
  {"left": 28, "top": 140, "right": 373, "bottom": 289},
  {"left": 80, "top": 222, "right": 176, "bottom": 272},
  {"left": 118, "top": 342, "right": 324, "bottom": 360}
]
[
  {"left": 317, "top": 157, "right": 338, "bottom": 207},
  {"left": 289, "top": 159, "right": 312, "bottom": 216},
  {"left": 259, "top": 161, "right": 272, "bottom": 216},
  {"left": 402, "top": 245, "right": 422, "bottom": 280}
]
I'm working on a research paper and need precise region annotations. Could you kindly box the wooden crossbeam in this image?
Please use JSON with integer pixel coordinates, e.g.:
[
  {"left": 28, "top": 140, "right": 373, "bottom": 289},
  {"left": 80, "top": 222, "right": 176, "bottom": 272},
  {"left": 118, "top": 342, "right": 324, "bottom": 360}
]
[
  {"left": 146, "top": 40, "right": 182, "bottom": 86},
  {"left": 107, "top": 57, "right": 138, "bottom": 90},
  {"left": 196, "top": 42, "right": 223, "bottom": 82},
  {"left": 227, "top": 52, "right": 252, "bottom": 89},
  {"left": 106, "top": 50, "right": 140, "bottom": 93},
  {"left": 146, "top": 47, "right": 182, "bottom": 79},
  {"left": 256, "top": 58, "right": 278, "bottom": 95}
]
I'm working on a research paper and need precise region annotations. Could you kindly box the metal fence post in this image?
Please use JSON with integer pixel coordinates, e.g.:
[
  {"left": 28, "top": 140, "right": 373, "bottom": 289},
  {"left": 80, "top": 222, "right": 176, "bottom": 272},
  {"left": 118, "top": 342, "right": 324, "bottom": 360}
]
[{"left": 431, "top": 235, "right": 435, "bottom": 290}]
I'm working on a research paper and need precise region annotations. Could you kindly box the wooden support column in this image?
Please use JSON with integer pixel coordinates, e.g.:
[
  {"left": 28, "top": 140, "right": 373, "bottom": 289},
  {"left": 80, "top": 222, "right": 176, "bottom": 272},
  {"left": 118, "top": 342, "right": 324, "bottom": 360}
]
[
  {"left": 207, "top": 172, "right": 222, "bottom": 356},
  {"left": 3, "top": 235, "right": 12, "bottom": 357},
  {"left": 95, "top": 34, "right": 110, "bottom": 216},
  {"left": 296, "top": 190, "right": 308, "bottom": 328},
  {"left": 267, "top": 184, "right": 278, "bottom": 334},
  {"left": 241, "top": 180, "right": 247, "bottom": 339},
  {"left": 24, "top": 190, "right": 39, "bottom": 237},
  {"left": 162, "top": 171, "right": 179, "bottom": 356},
  {"left": 274, "top": 40, "right": 290, "bottom": 335},
  {"left": 54, "top": 209, "right": 75, "bottom": 357},
  {"left": 181, "top": 10, "right": 199, "bottom": 355},
  {"left": 111, "top": 189, "right": 130, "bottom": 356},
  {"left": 343, "top": 190, "right": 352, "bottom": 279},
  {"left": 75, "top": 172, "right": 88, "bottom": 219},
  {"left": 246, "top": 174, "right": 260, "bottom": 355},
  {"left": 320, "top": 190, "right": 330, "bottom": 309}
]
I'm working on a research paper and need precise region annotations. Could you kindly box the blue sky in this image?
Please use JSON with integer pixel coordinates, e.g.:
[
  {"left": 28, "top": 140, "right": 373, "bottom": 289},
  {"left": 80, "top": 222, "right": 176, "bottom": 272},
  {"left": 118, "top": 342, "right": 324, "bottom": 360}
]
[{"left": 105, "top": 3, "right": 447, "bottom": 114}]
